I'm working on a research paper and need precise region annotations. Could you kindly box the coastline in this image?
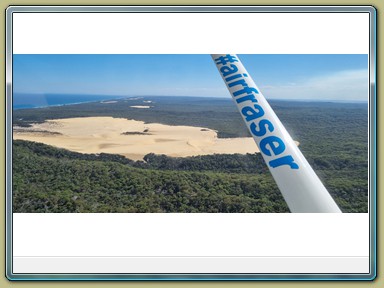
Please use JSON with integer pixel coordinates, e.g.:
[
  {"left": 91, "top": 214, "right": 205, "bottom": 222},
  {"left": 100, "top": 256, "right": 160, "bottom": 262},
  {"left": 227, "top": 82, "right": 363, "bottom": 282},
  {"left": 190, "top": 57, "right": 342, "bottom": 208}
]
[{"left": 13, "top": 94, "right": 127, "bottom": 110}]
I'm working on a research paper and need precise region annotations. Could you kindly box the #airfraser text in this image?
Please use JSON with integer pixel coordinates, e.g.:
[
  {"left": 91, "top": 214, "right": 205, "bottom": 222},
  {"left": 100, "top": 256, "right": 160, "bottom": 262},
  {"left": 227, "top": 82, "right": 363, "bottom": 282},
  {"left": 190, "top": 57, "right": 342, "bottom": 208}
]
[{"left": 214, "top": 55, "right": 299, "bottom": 170}]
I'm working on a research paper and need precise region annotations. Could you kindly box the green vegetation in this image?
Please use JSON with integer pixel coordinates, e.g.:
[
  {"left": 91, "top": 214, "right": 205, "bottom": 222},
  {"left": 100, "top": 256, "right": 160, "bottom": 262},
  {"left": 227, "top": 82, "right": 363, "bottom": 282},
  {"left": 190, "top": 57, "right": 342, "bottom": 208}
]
[
  {"left": 13, "top": 140, "right": 289, "bottom": 213},
  {"left": 12, "top": 97, "right": 368, "bottom": 213}
]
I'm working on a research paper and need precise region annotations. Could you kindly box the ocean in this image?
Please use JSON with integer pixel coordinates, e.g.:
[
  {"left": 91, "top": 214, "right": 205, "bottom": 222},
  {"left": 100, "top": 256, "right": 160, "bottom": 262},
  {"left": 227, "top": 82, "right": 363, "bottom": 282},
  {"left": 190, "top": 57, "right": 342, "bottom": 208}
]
[{"left": 13, "top": 93, "right": 125, "bottom": 110}]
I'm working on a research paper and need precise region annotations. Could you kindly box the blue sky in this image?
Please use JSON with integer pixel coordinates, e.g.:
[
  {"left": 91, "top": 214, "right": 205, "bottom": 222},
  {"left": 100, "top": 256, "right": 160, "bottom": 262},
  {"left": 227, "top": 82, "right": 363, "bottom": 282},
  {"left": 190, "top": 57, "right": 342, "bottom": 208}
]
[{"left": 13, "top": 54, "right": 368, "bottom": 101}]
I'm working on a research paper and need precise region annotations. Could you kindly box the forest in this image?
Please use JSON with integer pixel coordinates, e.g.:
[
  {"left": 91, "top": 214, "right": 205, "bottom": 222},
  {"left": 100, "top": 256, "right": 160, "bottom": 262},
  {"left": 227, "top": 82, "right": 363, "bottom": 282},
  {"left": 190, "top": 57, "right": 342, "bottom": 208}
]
[{"left": 12, "top": 97, "right": 369, "bottom": 213}]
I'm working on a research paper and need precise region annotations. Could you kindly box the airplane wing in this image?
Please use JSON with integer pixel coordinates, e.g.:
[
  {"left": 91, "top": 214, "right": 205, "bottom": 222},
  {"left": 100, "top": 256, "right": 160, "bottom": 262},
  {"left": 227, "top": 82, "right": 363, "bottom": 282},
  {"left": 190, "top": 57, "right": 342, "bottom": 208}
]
[{"left": 212, "top": 54, "right": 341, "bottom": 213}]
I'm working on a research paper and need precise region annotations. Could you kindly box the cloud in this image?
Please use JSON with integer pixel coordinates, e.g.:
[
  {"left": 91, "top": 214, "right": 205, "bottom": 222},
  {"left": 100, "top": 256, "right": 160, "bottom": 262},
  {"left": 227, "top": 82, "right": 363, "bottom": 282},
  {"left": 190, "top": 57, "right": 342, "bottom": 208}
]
[{"left": 260, "top": 69, "right": 368, "bottom": 101}]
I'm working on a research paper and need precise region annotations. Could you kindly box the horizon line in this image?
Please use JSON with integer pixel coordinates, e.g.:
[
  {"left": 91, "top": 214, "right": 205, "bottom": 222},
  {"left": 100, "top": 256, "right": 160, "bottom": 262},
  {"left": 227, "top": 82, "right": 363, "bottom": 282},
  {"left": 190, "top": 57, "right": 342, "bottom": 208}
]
[{"left": 12, "top": 92, "right": 368, "bottom": 104}]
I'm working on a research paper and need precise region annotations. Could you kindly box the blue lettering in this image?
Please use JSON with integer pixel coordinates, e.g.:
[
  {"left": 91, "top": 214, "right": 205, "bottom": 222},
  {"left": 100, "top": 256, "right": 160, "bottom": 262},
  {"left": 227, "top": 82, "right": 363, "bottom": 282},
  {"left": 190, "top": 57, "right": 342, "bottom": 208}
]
[
  {"left": 215, "top": 55, "right": 238, "bottom": 65},
  {"left": 225, "top": 73, "right": 248, "bottom": 82},
  {"left": 214, "top": 54, "right": 299, "bottom": 171},
  {"left": 269, "top": 155, "right": 299, "bottom": 169},
  {"left": 260, "top": 136, "right": 286, "bottom": 156},
  {"left": 228, "top": 79, "right": 248, "bottom": 89},
  {"left": 250, "top": 119, "right": 274, "bottom": 137},
  {"left": 241, "top": 104, "right": 264, "bottom": 122},
  {"left": 236, "top": 94, "right": 258, "bottom": 104},
  {"left": 233, "top": 86, "right": 259, "bottom": 97},
  {"left": 225, "top": 73, "right": 242, "bottom": 82},
  {"left": 220, "top": 64, "right": 238, "bottom": 77}
]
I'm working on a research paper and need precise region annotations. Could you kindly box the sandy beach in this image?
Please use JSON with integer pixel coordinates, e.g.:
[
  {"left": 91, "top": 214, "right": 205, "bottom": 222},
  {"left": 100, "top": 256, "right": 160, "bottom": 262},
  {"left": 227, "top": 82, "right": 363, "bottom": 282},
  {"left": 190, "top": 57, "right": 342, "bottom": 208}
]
[
  {"left": 129, "top": 105, "right": 151, "bottom": 109},
  {"left": 13, "top": 117, "right": 265, "bottom": 161}
]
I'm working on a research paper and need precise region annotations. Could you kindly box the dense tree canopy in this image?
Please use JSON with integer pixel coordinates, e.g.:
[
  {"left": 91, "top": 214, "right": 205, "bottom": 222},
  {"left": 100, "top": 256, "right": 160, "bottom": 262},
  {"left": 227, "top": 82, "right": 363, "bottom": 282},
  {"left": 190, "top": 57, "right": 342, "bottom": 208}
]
[
  {"left": 12, "top": 98, "right": 369, "bottom": 213},
  {"left": 13, "top": 140, "right": 367, "bottom": 213}
]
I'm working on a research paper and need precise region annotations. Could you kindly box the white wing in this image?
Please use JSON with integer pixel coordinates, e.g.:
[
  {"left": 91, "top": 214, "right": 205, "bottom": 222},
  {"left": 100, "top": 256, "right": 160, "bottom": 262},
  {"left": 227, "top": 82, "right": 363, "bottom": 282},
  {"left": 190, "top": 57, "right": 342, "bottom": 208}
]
[{"left": 212, "top": 54, "right": 341, "bottom": 213}]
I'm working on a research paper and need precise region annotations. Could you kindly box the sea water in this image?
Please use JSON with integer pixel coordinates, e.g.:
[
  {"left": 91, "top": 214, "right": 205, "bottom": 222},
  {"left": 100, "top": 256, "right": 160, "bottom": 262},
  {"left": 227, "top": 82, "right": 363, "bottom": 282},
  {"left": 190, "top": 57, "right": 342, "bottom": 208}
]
[{"left": 13, "top": 93, "right": 124, "bottom": 110}]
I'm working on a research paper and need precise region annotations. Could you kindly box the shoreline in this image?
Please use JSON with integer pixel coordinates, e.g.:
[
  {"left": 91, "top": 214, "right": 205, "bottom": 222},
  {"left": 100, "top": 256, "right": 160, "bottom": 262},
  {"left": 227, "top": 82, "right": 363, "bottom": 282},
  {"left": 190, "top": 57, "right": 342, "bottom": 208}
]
[{"left": 13, "top": 98, "right": 125, "bottom": 110}]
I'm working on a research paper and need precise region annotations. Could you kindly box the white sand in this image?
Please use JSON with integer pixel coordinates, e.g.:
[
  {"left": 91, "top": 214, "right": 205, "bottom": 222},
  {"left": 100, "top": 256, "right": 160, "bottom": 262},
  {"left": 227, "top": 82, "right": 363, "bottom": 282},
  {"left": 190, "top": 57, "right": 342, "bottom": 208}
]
[
  {"left": 13, "top": 116, "right": 291, "bottom": 161},
  {"left": 130, "top": 106, "right": 151, "bottom": 109},
  {"left": 101, "top": 101, "right": 117, "bottom": 104}
]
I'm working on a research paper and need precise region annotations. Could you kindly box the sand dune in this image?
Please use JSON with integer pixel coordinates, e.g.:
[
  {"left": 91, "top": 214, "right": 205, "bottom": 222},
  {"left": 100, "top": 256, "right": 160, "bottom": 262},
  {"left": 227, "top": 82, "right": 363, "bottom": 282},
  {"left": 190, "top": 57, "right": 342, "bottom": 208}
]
[
  {"left": 13, "top": 117, "right": 264, "bottom": 161},
  {"left": 130, "top": 105, "right": 151, "bottom": 109}
]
